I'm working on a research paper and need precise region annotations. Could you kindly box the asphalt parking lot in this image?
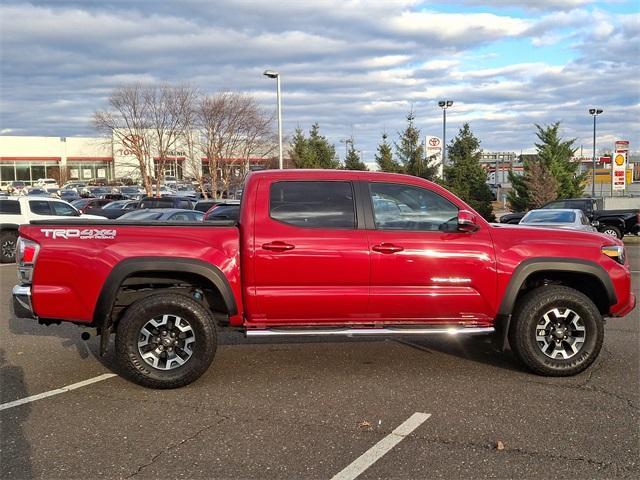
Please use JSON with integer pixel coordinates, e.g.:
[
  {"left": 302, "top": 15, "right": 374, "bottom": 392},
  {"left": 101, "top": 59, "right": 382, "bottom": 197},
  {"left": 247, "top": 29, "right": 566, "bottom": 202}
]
[{"left": 1, "top": 244, "right": 638, "bottom": 479}]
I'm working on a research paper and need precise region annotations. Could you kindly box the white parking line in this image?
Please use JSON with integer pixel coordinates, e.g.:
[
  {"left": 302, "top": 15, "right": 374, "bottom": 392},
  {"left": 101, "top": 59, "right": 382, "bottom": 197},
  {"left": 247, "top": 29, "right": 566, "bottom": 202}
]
[
  {"left": 330, "top": 412, "right": 431, "bottom": 480},
  {"left": 0, "top": 373, "right": 117, "bottom": 412},
  {"left": 0, "top": 263, "right": 16, "bottom": 267}
]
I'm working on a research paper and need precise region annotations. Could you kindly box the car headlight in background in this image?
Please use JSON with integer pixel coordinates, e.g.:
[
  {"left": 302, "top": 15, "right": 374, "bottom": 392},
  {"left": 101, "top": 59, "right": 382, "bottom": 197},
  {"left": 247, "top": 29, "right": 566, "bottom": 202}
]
[{"left": 602, "top": 245, "right": 625, "bottom": 265}]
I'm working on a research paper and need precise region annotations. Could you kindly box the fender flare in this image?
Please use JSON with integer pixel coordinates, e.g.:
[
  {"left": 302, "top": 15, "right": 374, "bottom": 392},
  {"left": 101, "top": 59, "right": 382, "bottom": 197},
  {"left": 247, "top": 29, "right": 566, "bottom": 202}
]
[
  {"left": 94, "top": 256, "right": 237, "bottom": 334},
  {"left": 498, "top": 257, "right": 616, "bottom": 316},
  {"left": 493, "top": 258, "right": 616, "bottom": 352}
]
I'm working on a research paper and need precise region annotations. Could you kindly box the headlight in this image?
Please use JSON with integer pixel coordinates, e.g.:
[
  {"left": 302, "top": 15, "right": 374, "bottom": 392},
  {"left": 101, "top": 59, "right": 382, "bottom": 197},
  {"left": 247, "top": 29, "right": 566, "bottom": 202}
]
[{"left": 602, "top": 245, "right": 625, "bottom": 264}]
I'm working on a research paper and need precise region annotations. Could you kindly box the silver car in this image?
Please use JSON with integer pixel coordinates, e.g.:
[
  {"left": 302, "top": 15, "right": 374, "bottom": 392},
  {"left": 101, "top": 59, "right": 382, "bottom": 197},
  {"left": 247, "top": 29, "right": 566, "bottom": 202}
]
[{"left": 520, "top": 208, "right": 597, "bottom": 232}]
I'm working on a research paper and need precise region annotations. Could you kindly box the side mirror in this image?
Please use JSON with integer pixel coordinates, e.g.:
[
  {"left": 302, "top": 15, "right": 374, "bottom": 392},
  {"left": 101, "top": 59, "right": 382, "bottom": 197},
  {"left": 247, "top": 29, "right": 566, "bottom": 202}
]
[
  {"left": 591, "top": 220, "right": 600, "bottom": 227},
  {"left": 458, "top": 210, "right": 480, "bottom": 233}
]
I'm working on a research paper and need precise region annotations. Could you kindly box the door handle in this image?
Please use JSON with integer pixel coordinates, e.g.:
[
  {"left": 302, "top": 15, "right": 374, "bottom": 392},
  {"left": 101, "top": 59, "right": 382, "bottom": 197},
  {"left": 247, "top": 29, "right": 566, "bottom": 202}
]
[
  {"left": 372, "top": 243, "right": 404, "bottom": 254},
  {"left": 262, "top": 241, "right": 295, "bottom": 252}
]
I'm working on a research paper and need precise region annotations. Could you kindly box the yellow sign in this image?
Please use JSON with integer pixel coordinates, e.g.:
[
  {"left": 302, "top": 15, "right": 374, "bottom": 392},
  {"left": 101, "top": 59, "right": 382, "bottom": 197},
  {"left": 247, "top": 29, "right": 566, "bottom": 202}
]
[
  {"left": 614, "top": 154, "right": 625, "bottom": 166},
  {"left": 593, "top": 168, "right": 633, "bottom": 184}
]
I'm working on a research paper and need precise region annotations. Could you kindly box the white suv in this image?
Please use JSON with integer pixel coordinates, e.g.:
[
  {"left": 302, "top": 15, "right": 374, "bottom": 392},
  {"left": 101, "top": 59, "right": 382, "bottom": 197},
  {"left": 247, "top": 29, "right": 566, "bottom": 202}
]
[
  {"left": 34, "top": 178, "right": 60, "bottom": 189},
  {"left": 0, "top": 197, "right": 104, "bottom": 263}
]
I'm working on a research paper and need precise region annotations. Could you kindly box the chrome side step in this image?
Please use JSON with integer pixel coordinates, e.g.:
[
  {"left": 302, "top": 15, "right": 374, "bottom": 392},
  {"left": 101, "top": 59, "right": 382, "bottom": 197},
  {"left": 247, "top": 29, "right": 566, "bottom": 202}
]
[{"left": 245, "top": 326, "right": 494, "bottom": 337}]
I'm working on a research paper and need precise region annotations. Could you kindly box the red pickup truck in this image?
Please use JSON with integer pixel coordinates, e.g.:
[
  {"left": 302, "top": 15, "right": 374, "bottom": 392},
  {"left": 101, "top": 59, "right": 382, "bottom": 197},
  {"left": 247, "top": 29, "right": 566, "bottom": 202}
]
[{"left": 13, "top": 170, "right": 636, "bottom": 388}]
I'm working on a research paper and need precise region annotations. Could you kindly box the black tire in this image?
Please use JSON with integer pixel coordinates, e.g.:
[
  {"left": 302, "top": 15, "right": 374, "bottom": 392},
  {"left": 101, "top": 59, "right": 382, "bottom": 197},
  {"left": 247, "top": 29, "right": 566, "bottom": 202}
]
[
  {"left": 509, "top": 285, "right": 604, "bottom": 376},
  {"left": 600, "top": 225, "right": 622, "bottom": 239},
  {"left": 116, "top": 293, "right": 217, "bottom": 389},
  {"left": 0, "top": 230, "right": 18, "bottom": 263}
]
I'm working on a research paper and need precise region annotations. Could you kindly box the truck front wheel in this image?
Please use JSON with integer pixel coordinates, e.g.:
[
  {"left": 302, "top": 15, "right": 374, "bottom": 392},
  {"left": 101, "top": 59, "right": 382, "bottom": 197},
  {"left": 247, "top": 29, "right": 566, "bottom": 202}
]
[
  {"left": 509, "top": 286, "right": 604, "bottom": 376},
  {"left": 115, "top": 293, "right": 217, "bottom": 388}
]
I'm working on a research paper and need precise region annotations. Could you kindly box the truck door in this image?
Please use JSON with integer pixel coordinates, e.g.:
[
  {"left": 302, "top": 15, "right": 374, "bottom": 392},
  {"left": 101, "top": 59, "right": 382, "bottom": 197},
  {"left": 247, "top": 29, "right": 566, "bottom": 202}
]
[
  {"left": 249, "top": 179, "right": 370, "bottom": 324},
  {"left": 364, "top": 181, "right": 497, "bottom": 323}
]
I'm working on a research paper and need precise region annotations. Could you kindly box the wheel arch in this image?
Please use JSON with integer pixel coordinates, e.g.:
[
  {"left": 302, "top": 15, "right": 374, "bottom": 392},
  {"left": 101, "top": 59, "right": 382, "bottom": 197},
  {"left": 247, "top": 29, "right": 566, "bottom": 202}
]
[
  {"left": 94, "top": 257, "right": 237, "bottom": 354},
  {"left": 493, "top": 258, "right": 615, "bottom": 351},
  {"left": 499, "top": 258, "right": 616, "bottom": 316}
]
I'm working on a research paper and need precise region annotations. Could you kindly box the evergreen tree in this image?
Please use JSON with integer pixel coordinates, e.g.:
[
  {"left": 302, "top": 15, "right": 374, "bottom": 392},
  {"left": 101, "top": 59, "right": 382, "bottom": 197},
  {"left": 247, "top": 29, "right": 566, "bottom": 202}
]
[
  {"left": 526, "top": 159, "right": 558, "bottom": 208},
  {"left": 375, "top": 134, "right": 403, "bottom": 173},
  {"left": 535, "top": 122, "right": 585, "bottom": 198},
  {"left": 289, "top": 127, "right": 309, "bottom": 168},
  {"left": 288, "top": 123, "right": 340, "bottom": 169},
  {"left": 507, "top": 168, "right": 529, "bottom": 212},
  {"left": 395, "top": 112, "right": 438, "bottom": 180},
  {"left": 508, "top": 122, "right": 586, "bottom": 211},
  {"left": 343, "top": 144, "right": 368, "bottom": 170},
  {"left": 443, "top": 123, "right": 495, "bottom": 221}
]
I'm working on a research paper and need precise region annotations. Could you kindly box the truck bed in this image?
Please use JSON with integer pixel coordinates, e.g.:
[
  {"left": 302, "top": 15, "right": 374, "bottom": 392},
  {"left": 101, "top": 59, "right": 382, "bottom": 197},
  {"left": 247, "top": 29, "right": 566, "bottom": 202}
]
[{"left": 19, "top": 220, "right": 241, "bottom": 323}]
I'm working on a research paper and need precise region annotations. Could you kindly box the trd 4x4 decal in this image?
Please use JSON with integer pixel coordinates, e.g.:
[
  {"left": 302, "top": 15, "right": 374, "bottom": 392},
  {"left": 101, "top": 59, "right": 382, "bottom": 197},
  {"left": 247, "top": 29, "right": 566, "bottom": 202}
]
[{"left": 41, "top": 228, "right": 116, "bottom": 240}]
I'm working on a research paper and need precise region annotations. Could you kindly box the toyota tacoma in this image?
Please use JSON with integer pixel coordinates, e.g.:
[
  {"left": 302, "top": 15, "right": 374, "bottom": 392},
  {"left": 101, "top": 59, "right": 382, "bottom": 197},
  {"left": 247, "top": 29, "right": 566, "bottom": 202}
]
[{"left": 12, "top": 170, "right": 636, "bottom": 388}]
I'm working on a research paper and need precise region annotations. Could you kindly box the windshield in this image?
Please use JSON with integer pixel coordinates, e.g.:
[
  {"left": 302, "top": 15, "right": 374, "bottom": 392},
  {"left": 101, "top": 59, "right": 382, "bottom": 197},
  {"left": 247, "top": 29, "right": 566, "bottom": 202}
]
[{"left": 522, "top": 210, "right": 576, "bottom": 224}]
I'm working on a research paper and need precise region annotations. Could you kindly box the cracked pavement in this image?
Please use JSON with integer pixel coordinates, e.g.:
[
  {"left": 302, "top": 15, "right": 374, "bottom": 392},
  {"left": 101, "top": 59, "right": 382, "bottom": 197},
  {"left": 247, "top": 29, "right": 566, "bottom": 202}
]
[{"left": 0, "top": 244, "right": 638, "bottom": 479}]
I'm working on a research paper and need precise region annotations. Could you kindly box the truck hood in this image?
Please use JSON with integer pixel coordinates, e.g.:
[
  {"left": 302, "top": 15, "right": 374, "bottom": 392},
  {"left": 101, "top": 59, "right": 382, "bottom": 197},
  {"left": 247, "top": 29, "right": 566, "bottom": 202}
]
[{"left": 489, "top": 222, "right": 622, "bottom": 247}]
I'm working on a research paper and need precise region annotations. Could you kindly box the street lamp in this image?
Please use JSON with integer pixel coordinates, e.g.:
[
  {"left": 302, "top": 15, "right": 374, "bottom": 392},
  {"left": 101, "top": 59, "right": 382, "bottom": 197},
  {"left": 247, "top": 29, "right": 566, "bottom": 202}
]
[
  {"left": 588, "top": 108, "right": 603, "bottom": 197},
  {"left": 438, "top": 100, "right": 454, "bottom": 167},
  {"left": 264, "top": 70, "right": 283, "bottom": 169}
]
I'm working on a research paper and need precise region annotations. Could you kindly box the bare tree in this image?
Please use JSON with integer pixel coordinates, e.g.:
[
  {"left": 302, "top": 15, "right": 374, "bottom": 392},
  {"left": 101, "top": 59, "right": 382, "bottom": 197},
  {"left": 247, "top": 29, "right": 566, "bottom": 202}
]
[
  {"left": 145, "top": 84, "right": 197, "bottom": 196},
  {"left": 197, "top": 92, "right": 274, "bottom": 198},
  {"left": 94, "top": 84, "right": 153, "bottom": 195}
]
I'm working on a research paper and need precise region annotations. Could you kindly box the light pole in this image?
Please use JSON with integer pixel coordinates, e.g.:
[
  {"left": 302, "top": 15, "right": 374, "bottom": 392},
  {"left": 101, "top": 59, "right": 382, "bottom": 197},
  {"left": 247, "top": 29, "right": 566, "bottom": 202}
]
[
  {"left": 438, "top": 100, "right": 454, "bottom": 167},
  {"left": 588, "top": 108, "right": 603, "bottom": 197},
  {"left": 264, "top": 70, "right": 283, "bottom": 169}
]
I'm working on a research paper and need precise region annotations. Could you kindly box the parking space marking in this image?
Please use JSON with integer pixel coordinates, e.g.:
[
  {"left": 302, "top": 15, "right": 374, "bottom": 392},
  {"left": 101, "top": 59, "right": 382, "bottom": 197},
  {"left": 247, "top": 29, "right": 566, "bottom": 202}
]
[
  {"left": 330, "top": 412, "right": 431, "bottom": 480},
  {"left": 0, "top": 373, "right": 117, "bottom": 412}
]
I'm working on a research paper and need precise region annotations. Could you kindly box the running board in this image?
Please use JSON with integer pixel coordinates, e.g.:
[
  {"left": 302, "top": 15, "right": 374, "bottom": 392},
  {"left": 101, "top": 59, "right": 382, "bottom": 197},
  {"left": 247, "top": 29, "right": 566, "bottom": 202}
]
[{"left": 245, "top": 326, "right": 495, "bottom": 337}]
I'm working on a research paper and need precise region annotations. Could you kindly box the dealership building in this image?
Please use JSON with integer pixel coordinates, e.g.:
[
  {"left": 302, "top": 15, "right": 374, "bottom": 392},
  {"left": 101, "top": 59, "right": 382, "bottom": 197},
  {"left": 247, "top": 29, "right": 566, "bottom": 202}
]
[{"left": 0, "top": 134, "right": 272, "bottom": 187}]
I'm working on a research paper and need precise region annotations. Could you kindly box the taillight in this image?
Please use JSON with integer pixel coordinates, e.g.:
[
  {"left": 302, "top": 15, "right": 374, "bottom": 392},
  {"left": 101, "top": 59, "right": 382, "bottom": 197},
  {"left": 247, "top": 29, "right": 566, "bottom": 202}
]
[{"left": 16, "top": 237, "right": 40, "bottom": 284}]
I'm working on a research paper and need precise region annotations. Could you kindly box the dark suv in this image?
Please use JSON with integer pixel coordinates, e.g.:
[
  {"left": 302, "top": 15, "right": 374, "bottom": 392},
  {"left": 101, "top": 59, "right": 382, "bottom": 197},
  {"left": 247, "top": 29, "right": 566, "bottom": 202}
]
[{"left": 138, "top": 196, "right": 195, "bottom": 210}]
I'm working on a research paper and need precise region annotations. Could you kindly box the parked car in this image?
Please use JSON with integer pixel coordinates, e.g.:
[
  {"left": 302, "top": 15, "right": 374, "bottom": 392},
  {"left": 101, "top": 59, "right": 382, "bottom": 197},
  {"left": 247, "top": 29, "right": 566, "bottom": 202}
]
[
  {"left": 70, "top": 198, "right": 112, "bottom": 214},
  {"left": 24, "top": 188, "right": 50, "bottom": 197},
  {"left": 499, "top": 197, "right": 640, "bottom": 239},
  {"left": 138, "top": 196, "right": 195, "bottom": 210},
  {"left": 118, "top": 186, "right": 144, "bottom": 199},
  {"left": 118, "top": 208, "right": 204, "bottom": 222},
  {"left": 6, "top": 181, "right": 27, "bottom": 195},
  {"left": 96, "top": 200, "right": 140, "bottom": 219},
  {"left": 81, "top": 186, "right": 112, "bottom": 198},
  {"left": 61, "top": 182, "right": 87, "bottom": 191},
  {"left": 33, "top": 178, "right": 59, "bottom": 189},
  {"left": 203, "top": 203, "right": 240, "bottom": 222},
  {"left": 163, "top": 176, "right": 178, "bottom": 188},
  {"left": 99, "top": 193, "right": 130, "bottom": 201},
  {"left": 519, "top": 209, "right": 597, "bottom": 232},
  {"left": 194, "top": 199, "right": 239, "bottom": 212},
  {"left": 59, "top": 189, "right": 81, "bottom": 202},
  {"left": 0, "top": 197, "right": 104, "bottom": 262},
  {"left": 12, "top": 170, "right": 635, "bottom": 388}
]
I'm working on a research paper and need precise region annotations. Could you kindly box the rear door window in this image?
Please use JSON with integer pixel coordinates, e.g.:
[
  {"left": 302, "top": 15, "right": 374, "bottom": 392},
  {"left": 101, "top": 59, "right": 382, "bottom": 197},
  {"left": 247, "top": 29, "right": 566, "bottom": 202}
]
[
  {"left": 29, "top": 200, "right": 52, "bottom": 215},
  {"left": 269, "top": 181, "right": 356, "bottom": 229}
]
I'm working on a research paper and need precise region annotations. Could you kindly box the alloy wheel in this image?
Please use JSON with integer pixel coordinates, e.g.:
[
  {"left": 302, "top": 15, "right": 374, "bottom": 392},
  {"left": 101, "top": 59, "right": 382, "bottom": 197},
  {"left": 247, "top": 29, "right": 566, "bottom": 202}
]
[
  {"left": 535, "top": 307, "right": 586, "bottom": 360},
  {"left": 137, "top": 314, "right": 196, "bottom": 370}
]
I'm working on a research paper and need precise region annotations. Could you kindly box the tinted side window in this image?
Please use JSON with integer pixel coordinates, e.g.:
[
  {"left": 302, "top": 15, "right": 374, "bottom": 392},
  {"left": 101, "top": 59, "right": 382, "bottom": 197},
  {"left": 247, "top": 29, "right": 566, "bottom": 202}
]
[
  {"left": 369, "top": 183, "right": 458, "bottom": 231},
  {"left": 177, "top": 200, "right": 191, "bottom": 209},
  {"left": 29, "top": 200, "right": 52, "bottom": 215},
  {"left": 51, "top": 202, "right": 78, "bottom": 216},
  {"left": 270, "top": 181, "right": 356, "bottom": 229},
  {"left": 545, "top": 201, "right": 565, "bottom": 209},
  {"left": 0, "top": 200, "right": 21, "bottom": 215}
]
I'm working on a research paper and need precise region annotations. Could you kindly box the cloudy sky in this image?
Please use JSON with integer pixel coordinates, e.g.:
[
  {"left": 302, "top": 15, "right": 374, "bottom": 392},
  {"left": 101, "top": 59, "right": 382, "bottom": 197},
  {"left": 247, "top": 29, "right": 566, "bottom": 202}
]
[{"left": 1, "top": 0, "right": 638, "bottom": 164}]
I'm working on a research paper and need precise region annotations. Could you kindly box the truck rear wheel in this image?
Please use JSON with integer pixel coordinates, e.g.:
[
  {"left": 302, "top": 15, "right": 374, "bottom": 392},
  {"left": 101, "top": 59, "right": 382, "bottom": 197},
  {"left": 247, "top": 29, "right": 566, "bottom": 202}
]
[
  {"left": 115, "top": 293, "right": 217, "bottom": 389},
  {"left": 509, "top": 285, "right": 604, "bottom": 376}
]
